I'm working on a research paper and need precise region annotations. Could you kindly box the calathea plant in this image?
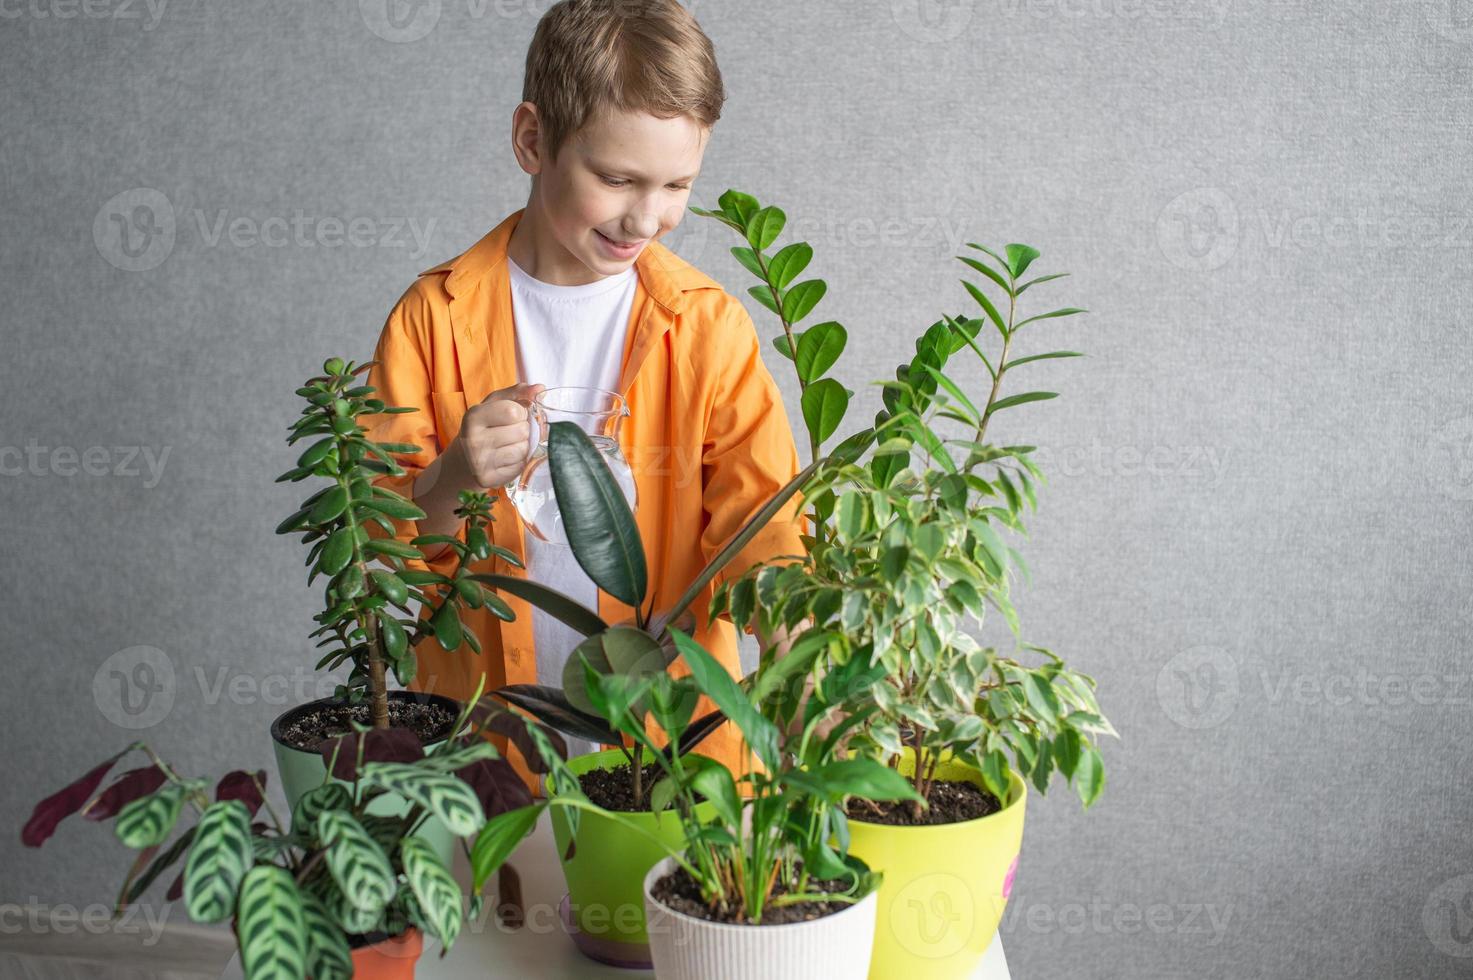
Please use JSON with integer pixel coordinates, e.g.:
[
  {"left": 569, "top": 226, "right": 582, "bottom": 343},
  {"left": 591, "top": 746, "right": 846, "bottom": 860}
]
[
  {"left": 693, "top": 191, "right": 1115, "bottom": 813},
  {"left": 275, "top": 356, "right": 519, "bottom": 727},
  {"left": 21, "top": 678, "right": 529, "bottom": 980}
]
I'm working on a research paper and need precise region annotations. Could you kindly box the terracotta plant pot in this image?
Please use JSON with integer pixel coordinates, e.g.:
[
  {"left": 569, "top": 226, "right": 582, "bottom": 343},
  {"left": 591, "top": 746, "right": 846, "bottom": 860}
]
[
  {"left": 345, "top": 926, "right": 423, "bottom": 979},
  {"left": 844, "top": 749, "right": 1027, "bottom": 980},
  {"left": 642, "top": 856, "right": 879, "bottom": 980},
  {"left": 270, "top": 691, "right": 461, "bottom": 866}
]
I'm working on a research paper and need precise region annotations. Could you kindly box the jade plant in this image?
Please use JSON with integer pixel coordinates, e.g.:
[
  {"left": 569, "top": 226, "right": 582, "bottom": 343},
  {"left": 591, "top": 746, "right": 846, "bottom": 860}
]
[
  {"left": 275, "top": 356, "right": 519, "bottom": 728},
  {"left": 693, "top": 191, "right": 1115, "bottom": 813},
  {"left": 21, "top": 680, "right": 530, "bottom": 980}
]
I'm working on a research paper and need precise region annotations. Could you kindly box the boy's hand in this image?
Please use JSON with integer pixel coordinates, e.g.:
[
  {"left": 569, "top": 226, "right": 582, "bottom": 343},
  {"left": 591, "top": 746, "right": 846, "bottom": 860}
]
[{"left": 454, "top": 382, "right": 545, "bottom": 489}]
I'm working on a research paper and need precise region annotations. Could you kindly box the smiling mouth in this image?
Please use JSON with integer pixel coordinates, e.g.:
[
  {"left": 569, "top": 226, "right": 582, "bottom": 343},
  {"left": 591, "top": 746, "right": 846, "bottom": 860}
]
[{"left": 598, "top": 231, "right": 645, "bottom": 249}]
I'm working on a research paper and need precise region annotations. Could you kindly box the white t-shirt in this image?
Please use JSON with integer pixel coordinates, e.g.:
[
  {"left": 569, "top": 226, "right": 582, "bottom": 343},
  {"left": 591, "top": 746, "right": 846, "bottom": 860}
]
[{"left": 507, "top": 256, "right": 638, "bottom": 757}]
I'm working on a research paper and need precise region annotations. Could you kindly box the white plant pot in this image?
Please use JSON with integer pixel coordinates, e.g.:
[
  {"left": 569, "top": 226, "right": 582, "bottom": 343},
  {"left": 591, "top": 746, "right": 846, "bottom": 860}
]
[{"left": 642, "top": 856, "right": 878, "bottom": 980}]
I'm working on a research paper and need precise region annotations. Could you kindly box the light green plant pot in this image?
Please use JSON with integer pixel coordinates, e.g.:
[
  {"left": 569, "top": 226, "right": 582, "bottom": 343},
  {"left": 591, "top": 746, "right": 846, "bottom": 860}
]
[
  {"left": 844, "top": 749, "right": 1027, "bottom": 980},
  {"left": 269, "top": 692, "right": 461, "bottom": 866},
  {"left": 549, "top": 748, "right": 718, "bottom": 968}
]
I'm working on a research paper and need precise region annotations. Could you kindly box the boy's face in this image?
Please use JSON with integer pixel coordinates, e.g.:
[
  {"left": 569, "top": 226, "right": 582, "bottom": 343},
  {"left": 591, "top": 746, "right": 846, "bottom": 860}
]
[{"left": 514, "top": 105, "right": 708, "bottom": 284}]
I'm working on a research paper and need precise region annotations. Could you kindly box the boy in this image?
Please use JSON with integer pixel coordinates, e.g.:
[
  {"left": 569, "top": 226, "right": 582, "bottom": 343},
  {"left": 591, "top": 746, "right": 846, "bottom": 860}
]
[{"left": 364, "top": 0, "right": 805, "bottom": 792}]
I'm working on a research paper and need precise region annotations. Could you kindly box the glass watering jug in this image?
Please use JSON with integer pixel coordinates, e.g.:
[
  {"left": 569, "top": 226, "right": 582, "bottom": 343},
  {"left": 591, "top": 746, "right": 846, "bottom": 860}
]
[{"left": 507, "top": 386, "right": 636, "bottom": 544}]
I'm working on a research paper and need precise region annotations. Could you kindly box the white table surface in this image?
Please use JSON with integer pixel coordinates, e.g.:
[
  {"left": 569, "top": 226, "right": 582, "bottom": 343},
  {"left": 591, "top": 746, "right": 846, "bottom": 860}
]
[{"left": 221, "top": 813, "right": 1010, "bottom": 979}]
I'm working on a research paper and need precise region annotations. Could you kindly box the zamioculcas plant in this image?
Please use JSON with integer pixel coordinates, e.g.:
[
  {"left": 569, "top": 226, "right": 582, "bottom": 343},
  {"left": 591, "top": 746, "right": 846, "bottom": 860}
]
[
  {"left": 275, "top": 356, "right": 519, "bottom": 728},
  {"left": 21, "top": 679, "right": 529, "bottom": 980}
]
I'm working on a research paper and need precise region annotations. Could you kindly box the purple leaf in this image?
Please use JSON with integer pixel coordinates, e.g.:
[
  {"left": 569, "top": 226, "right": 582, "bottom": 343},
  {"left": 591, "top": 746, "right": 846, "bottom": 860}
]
[
  {"left": 215, "top": 769, "right": 267, "bottom": 817},
  {"left": 456, "top": 757, "right": 533, "bottom": 816},
  {"left": 83, "top": 767, "right": 167, "bottom": 821},
  {"left": 470, "top": 698, "right": 569, "bottom": 775},
  {"left": 22, "top": 748, "right": 130, "bottom": 847},
  {"left": 321, "top": 727, "right": 423, "bottom": 780}
]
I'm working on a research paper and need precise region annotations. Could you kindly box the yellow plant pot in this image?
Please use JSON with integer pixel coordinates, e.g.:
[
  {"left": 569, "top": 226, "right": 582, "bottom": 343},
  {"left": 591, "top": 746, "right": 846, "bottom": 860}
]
[{"left": 845, "top": 749, "right": 1027, "bottom": 980}]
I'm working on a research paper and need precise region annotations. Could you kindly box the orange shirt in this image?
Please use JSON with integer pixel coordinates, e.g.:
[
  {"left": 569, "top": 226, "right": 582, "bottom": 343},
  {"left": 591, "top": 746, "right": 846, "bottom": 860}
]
[{"left": 363, "top": 209, "right": 805, "bottom": 792}]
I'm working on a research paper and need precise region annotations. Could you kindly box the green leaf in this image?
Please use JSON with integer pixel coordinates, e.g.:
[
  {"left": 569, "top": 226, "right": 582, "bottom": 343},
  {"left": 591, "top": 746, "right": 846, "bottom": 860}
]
[
  {"left": 988, "top": 391, "right": 1058, "bottom": 415},
  {"left": 730, "top": 245, "right": 764, "bottom": 280},
  {"left": 1005, "top": 244, "right": 1041, "bottom": 278},
  {"left": 1014, "top": 307, "right": 1086, "bottom": 330},
  {"left": 748, "top": 284, "right": 782, "bottom": 317},
  {"left": 308, "top": 486, "right": 349, "bottom": 524},
  {"left": 801, "top": 378, "right": 851, "bottom": 446},
  {"left": 980, "top": 750, "right": 1011, "bottom": 803},
  {"left": 317, "top": 810, "right": 396, "bottom": 914},
  {"left": 296, "top": 437, "right": 336, "bottom": 470},
  {"left": 1004, "top": 351, "right": 1083, "bottom": 370},
  {"left": 669, "top": 628, "right": 780, "bottom": 770},
  {"left": 363, "top": 538, "right": 423, "bottom": 561},
  {"left": 717, "top": 190, "right": 759, "bottom": 225},
  {"left": 958, "top": 255, "right": 1013, "bottom": 297},
  {"left": 291, "top": 783, "right": 351, "bottom": 837},
  {"left": 768, "top": 242, "right": 813, "bottom": 290},
  {"left": 236, "top": 866, "right": 308, "bottom": 980},
  {"left": 689, "top": 762, "right": 741, "bottom": 831},
  {"left": 370, "top": 570, "right": 408, "bottom": 606},
  {"left": 318, "top": 528, "right": 354, "bottom": 577},
  {"left": 471, "top": 804, "right": 544, "bottom": 894},
  {"left": 299, "top": 892, "right": 352, "bottom": 980},
  {"left": 771, "top": 332, "right": 799, "bottom": 361},
  {"left": 116, "top": 784, "right": 189, "bottom": 849},
  {"left": 746, "top": 206, "right": 786, "bottom": 251},
  {"left": 358, "top": 763, "right": 485, "bottom": 837},
  {"left": 795, "top": 321, "right": 846, "bottom": 384},
  {"left": 1075, "top": 743, "right": 1105, "bottom": 808},
  {"left": 547, "top": 421, "right": 647, "bottom": 608},
  {"left": 431, "top": 600, "right": 463, "bottom": 651},
  {"left": 183, "top": 801, "right": 252, "bottom": 923},
  {"left": 921, "top": 365, "right": 981, "bottom": 424},
  {"left": 470, "top": 575, "right": 609, "bottom": 636},
  {"left": 782, "top": 279, "right": 827, "bottom": 324},
  {"left": 963, "top": 280, "right": 1008, "bottom": 341},
  {"left": 361, "top": 495, "right": 425, "bottom": 521},
  {"left": 401, "top": 836, "right": 462, "bottom": 948},
  {"left": 1016, "top": 272, "right": 1069, "bottom": 294}
]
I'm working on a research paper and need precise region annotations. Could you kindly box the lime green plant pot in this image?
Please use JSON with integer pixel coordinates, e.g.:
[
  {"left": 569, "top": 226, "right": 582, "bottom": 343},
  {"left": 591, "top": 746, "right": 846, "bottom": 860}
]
[
  {"left": 845, "top": 749, "right": 1027, "bottom": 980},
  {"left": 269, "top": 692, "right": 460, "bottom": 866},
  {"left": 549, "top": 748, "right": 718, "bottom": 967}
]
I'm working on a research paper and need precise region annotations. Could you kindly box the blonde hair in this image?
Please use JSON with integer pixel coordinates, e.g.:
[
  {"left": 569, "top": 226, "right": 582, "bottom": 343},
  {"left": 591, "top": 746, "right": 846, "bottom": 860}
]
[{"left": 523, "top": 0, "right": 726, "bottom": 162}]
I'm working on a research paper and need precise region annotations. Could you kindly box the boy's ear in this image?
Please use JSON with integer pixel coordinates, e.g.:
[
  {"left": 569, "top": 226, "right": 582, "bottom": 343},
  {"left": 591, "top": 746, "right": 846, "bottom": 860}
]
[{"left": 511, "top": 101, "right": 545, "bottom": 176}]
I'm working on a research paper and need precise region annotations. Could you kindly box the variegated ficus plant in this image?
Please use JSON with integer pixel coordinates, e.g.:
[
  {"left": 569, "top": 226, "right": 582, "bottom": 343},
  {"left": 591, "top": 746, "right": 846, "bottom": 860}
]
[
  {"left": 274, "top": 356, "right": 520, "bottom": 728},
  {"left": 21, "top": 678, "right": 540, "bottom": 980},
  {"left": 693, "top": 190, "right": 1117, "bottom": 816}
]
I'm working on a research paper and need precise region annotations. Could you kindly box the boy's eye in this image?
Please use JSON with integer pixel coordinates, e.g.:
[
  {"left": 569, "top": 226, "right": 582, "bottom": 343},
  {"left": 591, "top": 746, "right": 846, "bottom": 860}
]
[{"left": 599, "top": 175, "right": 628, "bottom": 188}]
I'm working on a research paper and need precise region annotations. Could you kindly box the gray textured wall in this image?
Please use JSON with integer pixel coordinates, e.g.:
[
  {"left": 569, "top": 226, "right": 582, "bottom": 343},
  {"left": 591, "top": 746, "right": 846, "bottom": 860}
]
[{"left": 3, "top": 1, "right": 1471, "bottom": 977}]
